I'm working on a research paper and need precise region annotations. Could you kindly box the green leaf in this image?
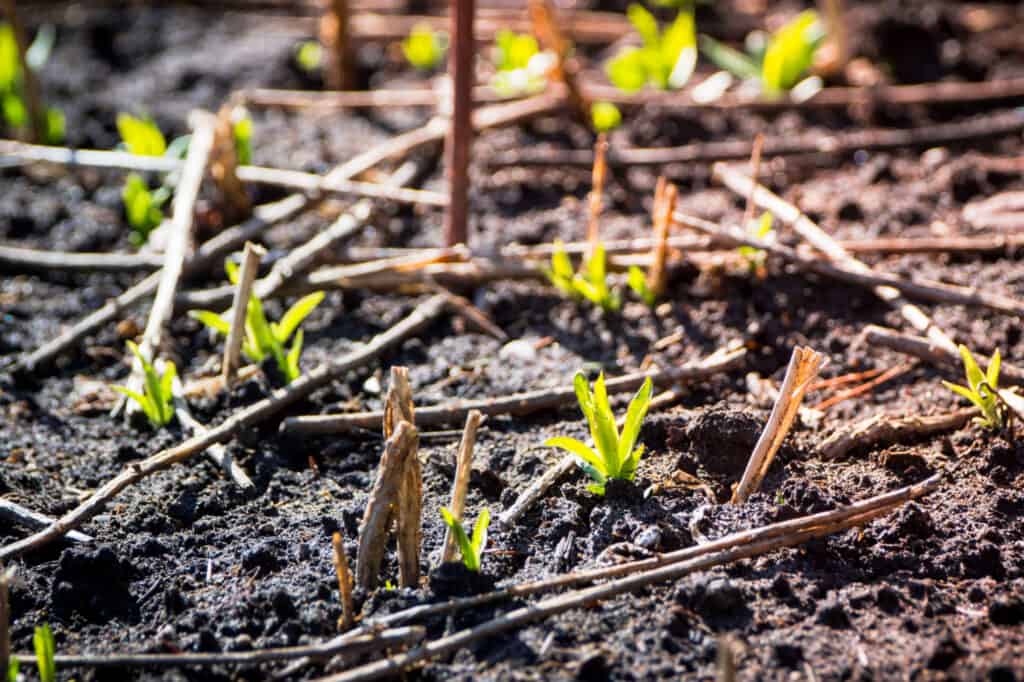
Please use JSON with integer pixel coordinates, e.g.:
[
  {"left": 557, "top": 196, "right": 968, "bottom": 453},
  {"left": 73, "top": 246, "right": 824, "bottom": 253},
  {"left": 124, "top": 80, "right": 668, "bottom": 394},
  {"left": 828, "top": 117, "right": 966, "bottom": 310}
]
[
  {"left": 403, "top": 24, "right": 447, "bottom": 70},
  {"left": 272, "top": 291, "right": 324, "bottom": 344},
  {"left": 2, "top": 92, "right": 26, "bottom": 128},
  {"left": 942, "top": 381, "right": 986, "bottom": 410},
  {"left": 761, "top": 10, "right": 824, "bottom": 93},
  {"left": 619, "top": 443, "right": 645, "bottom": 481},
  {"left": 33, "top": 623, "right": 55, "bottom": 682},
  {"left": 189, "top": 309, "right": 231, "bottom": 336},
  {"left": 246, "top": 293, "right": 277, "bottom": 356},
  {"left": 225, "top": 257, "right": 240, "bottom": 285},
  {"left": 44, "top": 106, "right": 64, "bottom": 144},
  {"left": 441, "top": 507, "right": 478, "bottom": 572},
  {"left": 754, "top": 212, "right": 774, "bottom": 239},
  {"left": 618, "top": 377, "right": 653, "bottom": 466},
  {"left": 117, "top": 113, "right": 167, "bottom": 157},
  {"left": 7, "top": 657, "right": 18, "bottom": 682},
  {"left": 470, "top": 508, "right": 490, "bottom": 568},
  {"left": 662, "top": 3, "right": 697, "bottom": 89},
  {"left": 494, "top": 30, "right": 538, "bottom": 72},
  {"left": 233, "top": 115, "right": 253, "bottom": 165},
  {"left": 573, "top": 371, "right": 595, "bottom": 420},
  {"left": 591, "top": 101, "right": 622, "bottom": 133},
  {"left": 551, "top": 241, "right": 575, "bottom": 280},
  {"left": 285, "top": 329, "right": 304, "bottom": 383},
  {"left": 589, "top": 372, "right": 621, "bottom": 475},
  {"left": 122, "top": 173, "right": 163, "bottom": 239},
  {"left": 0, "top": 23, "right": 19, "bottom": 92},
  {"left": 160, "top": 360, "right": 177, "bottom": 423},
  {"left": 295, "top": 40, "right": 322, "bottom": 72},
  {"left": 958, "top": 345, "right": 986, "bottom": 392},
  {"left": 545, "top": 436, "right": 606, "bottom": 480},
  {"left": 627, "top": 4, "right": 659, "bottom": 48},
  {"left": 987, "top": 349, "right": 1001, "bottom": 390},
  {"left": 698, "top": 34, "right": 760, "bottom": 80},
  {"left": 606, "top": 47, "right": 648, "bottom": 93}
]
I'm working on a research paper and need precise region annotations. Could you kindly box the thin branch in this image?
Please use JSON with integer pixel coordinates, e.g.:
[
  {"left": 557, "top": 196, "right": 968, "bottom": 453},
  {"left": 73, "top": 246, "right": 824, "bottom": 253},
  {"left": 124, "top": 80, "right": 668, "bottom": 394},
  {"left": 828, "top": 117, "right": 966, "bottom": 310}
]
[
  {"left": 440, "top": 410, "right": 482, "bottom": 564},
  {"left": 321, "top": 0, "right": 355, "bottom": 90},
  {"left": 332, "top": 532, "right": 356, "bottom": 631},
  {"left": 283, "top": 345, "right": 747, "bottom": 436},
  {"left": 647, "top": 180, "right": 676, "bottom": 299},
  {"left": 819, "top": 408, "right": 976, "bottom": 460},
  {"left": 0, "top": 294, "right": 448, "bottom": 560},
  {"left": 0, "top": 500, "right": 93, "bottom": 543},
  {"left": 223, "top": 242, "right": 266, "bottom": 385},
  {"left": 810, "top": 362, "right": 914, "bottom": 412},
  {"left": 586, "top": 134, "right": 608, "bottom": 248},
  {"left": 0, "top": 243, "right": 165, "bottom": 273},
  {"left": 0, "top": 564, "right": 10, "bottom": 676},
  {"left": 731, "top": 346, "right": 824, "bottom": 504},
  {"left": 443, "top": 0, "right": 475, "bottom": 247}
]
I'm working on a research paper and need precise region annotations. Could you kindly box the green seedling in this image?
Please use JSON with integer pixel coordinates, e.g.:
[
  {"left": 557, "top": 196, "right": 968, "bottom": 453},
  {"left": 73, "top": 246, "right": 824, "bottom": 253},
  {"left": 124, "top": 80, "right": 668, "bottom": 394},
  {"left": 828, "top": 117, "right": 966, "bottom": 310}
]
[
  {"left": 402, "top": 24, "right": 447, "bottom": 71},
  {"left": 33, "top": 624, "right": 55, "bottom": 682},
  {"left": 943, "top": 345, "right": 1005, "bottom": 430},
  {"left": 627, "top": 265, "right": 656, "bottom": 306},
  {"left": 546, "top": 372, "right": 653, "bottom": 495},
  {"left": 117, "top": 113, "right": 167, "bottom": 156},
  {"left": 700, "top": 10, "right": 824, "bottom": 95},
  {"left": 295, "top": 40, "right": 322, "bottom": 73},
  {"left": 0, "top": 22, "right": 63, "bottom": 142},
  {"left": 491, "top": 30, "right": 550, "bottom": 96},
  {"left": 122, "top": 173, "right": 169, "bottom": 245},
  {"left": 606, "top": 2, "right": 696, "bottom": 93},
  {"left": 6, "top": 658, "right": 16, "bottom": 682},
  {"left": 113, "top": 341, "right": 176, "bottom": 429},
  {"left": 233, "top": 112, "right": 253, "bottom": 165},
  {"left": 545, "top": 242, "right": 621, "bottom": 312},
  {"left": 440, "top": 507, "right": 490, "bottom": 572},
  {"left": 190, "top": 260, "right": 324, "bottom": 383},
  {"left": 737, "top": 212, "right": 774, "bottom": 271},
  {"left": 591, "top": 101, "right": 622, "bottom": 133}
]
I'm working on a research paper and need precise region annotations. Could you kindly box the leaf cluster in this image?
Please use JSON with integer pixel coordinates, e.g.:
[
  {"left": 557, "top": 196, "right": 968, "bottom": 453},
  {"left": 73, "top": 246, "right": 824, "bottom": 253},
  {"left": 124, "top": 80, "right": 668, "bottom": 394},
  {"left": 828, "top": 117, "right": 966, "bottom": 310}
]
[
  {"left": 606, "top": 2, "right": 696, "bottom": 93},
  {"left": 402, "top": 24, "right": 447, "bottom": 71},
  {"left": 491, "top": 30, "right": 552, "bottom": 96},
  {"left": 190, "top": 260, "right": 324, "bottom": 383},
  {"left": 546, "top": 242, "right": 621, "bottom": 312},
  {"left": 0, "top": 23, "right": 63, "bottom": 142},
  {"left": 943, "top": 345, "right": 1004, "bottom": 430},
  {"left": 440, "top": 507, "right": 490, "bottom": 572},
  {"left": 700, "top": 10, "right": 824, "bottom": 94},
  {"left": 546, "top": 372, "right": 653, "bottom": 495},
  {"left": 112, "top": 341, "right": 176, "bottom": 429},
  {"left": 122, "top": 173, "right": 170, "bottom": 245},
  {"left": 737, "top": 212, "right": 774, "bottom": 270}
]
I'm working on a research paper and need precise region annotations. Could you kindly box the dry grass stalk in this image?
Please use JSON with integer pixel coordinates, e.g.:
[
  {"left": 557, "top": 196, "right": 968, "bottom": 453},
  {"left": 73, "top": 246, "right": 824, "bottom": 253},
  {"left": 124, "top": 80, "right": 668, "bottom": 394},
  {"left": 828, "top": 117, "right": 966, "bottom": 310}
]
[
  {"left": 0, "top": 0, "right": 46, "bottom": 142},
  {"left": 321, "top": 0, "right": 356, "bottom": 90},
  {"left": 527, "top": 0, "right": 589, "bottom": 124},
  {"left": 586, "top": 134, "right": 609, "bottom": 248},
  {"left": 716, "top": 635, "right": 737, "bottom": 682},
  {"left": 211, "top": 105, "right": 252, "bottom": 220},
  {"left": 222, "top": 242, "right": 266, "bottom": 385},
  {"left": 443, "top": 0, "right": 475, "bottom": 247},
  {"left": 384, "top": 367, "right": 422, "bottom": 588},
  {"left": 732, "top": 346, "right": 825, "bottom": 504},
  {"left": 810, "top": 362, "right": 914, "bottom": 412},
  {"left": 647, "top": 180, "right": 677, "bottom": 299},
  {"left": 819, "top": 408, "right": 976, "bottom": 460},
  {"left": 440, "top": 411, "right": 484, "bottom": 564},
  {"left": 332, "top": 532, "right": 356, "bottom": 631},
  {"left": 740, "top": 133, "right": 764, "bottom": 233}
]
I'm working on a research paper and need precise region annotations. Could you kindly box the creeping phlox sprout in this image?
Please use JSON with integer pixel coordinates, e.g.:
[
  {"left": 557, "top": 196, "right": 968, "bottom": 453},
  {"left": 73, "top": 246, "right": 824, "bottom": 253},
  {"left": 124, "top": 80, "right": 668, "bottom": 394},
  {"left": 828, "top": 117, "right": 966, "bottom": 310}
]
[
  {"left": 402, "top": 24, "right": 448, "bottom": 71},
  {"left": 112, "top": 341, "right": 176, "bottom": 429},
  {"left": 190, "top": 259, "right": 325, "bottom": 384},
  {"left": 546, "top": 372, "right": 653, "bottom": 495},
  {"left": 606, "top": 2, "right": 696, "bottom": 93},
  {"left": 943, "top": 345, "right": 1005, "bottom": 430},
  {"left": 440, "top": 507, "right": 490, "bottom": 572},
  {"left": 546, "top": 241, "right": 621, "bottom": 312}
]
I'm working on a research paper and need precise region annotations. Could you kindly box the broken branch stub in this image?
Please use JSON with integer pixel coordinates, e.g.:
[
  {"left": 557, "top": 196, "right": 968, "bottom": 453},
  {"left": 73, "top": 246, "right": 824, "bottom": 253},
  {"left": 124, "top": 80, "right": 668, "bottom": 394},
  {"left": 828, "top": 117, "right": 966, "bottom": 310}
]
[
  {"left": 732, "top": 346, "right": 824, "bottom": 504},
  {"left": 440, "top": 410, "right": 483, "bottom": 565},
  {"left": 385, "top": 367, "right": 421, "bottom": 588}
]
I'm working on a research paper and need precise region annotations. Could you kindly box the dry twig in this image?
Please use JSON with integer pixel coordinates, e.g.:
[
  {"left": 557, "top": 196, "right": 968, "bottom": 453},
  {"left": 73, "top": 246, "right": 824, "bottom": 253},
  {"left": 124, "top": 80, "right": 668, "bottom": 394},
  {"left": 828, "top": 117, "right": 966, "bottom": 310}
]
[
  {"left": 384, "top": 367, "right": 422, "bottom": 588},
  {"left": 0, "top": 500, "right": 93, "bottom": 543},
  {"left": 332, "top": 532, "right": 356, "bottom": 631},
  {"left": 443, "top": 0, "right": 475, "bottom": 247},
  {"left": 819, "top": 408, "right": 976, "bottom": 460},
  {"left": 0, "top": 0, "right": 46, "bottom": 142},
  {"left": 587, "top": 134, "right": 608, "bottom": 248},
  {"left": 222, "top": 242, "right": 266, "bottom": 385},
  {"left": 440, "top": 411, "right": 483, "bottom": 564}
]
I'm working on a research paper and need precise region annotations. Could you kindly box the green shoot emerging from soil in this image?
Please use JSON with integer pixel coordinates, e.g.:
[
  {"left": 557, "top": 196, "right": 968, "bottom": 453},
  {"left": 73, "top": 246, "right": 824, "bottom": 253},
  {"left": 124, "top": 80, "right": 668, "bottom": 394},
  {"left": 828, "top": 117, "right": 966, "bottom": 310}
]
[
  {"left": 189, "top": 260, "right": 325, "bottom": 383},
  {"left": 0, "top": 23, "right": 64, "bottom": 142},
  {"left": 122, "top": 173, "right": 170, "bottom": 245},
  {"left": 33, "top": 624, "right": 56, "bottom": 682},
  {"left": 440, "top": 507, "right": 490, "bottom": 572},
  {"left": 295, "top": 41, "right": 322, "bottom": 73},
  {"left": 546, "top": 242, "right": 621, "bottom": 312},
  {"left": 606, "top": 2, "right": 696, "bottom": 93},
  {"left": 117, "top": 113, "right": 167, "bottom": 157},
  {"left": 700, "top": 10, "right": 824, "bottom": 95},
  {"left": 113, "top": 341, "right": 176, "bottom": 428},
  {"left": 591, "top": 101, "right": 622, "bottom": 133},
  {"left": 402, "top": 24, "right": 447, "bottom": 71},
  {"left": 546, "top": 372, "right": 653, "bottom": 495},
  {"left": 491, "top": 30, "right": 550, "bottom": 96},
  {"left": 738, "top": 212, "right": 774, "bottom": 271},
  {"left": 943, "top": 345, "right": 1005, "bottom": 430},
  {"left": 627, "top": 265, "right": 656, "bottom": 306}
]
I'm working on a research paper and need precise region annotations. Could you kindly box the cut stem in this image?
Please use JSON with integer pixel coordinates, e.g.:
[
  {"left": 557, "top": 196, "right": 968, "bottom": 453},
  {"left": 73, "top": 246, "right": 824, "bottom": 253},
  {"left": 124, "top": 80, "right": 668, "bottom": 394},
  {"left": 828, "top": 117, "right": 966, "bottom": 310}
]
[
  {"left": 443, "top": 0, "right": 475, "bottom": 247},
  {"left": 332, "top": 532, "right": 356, "bottom": 631},
  {"left": 440, "top": 410, "right": 483, "bottom": 564},
  {"left": 222, "top": 241, "right": 266, "bottom": 385}
]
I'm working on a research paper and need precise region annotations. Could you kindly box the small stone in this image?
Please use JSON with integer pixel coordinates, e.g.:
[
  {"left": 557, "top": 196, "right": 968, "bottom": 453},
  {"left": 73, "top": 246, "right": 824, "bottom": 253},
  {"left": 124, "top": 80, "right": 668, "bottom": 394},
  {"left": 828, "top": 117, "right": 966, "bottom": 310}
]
[
  {"left": 499, "top": 339, "right": 536, "bottom": 363},
  {"left": 635, "top": 526, "right": 662, "bottom": 551}
]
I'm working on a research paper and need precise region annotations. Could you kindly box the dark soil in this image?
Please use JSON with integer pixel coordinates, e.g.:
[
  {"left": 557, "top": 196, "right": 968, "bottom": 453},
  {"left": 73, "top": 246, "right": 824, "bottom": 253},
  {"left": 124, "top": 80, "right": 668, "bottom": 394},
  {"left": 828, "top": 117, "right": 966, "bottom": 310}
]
[{"left": 3, "top": 2, "right": 1024, "bottom": 680}]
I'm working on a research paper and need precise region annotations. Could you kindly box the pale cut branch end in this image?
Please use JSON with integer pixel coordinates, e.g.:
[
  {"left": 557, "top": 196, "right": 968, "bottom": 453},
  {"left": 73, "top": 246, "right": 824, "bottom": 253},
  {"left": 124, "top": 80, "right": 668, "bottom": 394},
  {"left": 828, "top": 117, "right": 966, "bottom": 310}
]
[
  {"left": 440, "top": 410, "right": 483, "bottom": 565},
  {"left": 222, "top": 241, "right": 266, "bottom": 385},
  {"left": 332, "top": 532, "right": 356, "bottom": 631}
]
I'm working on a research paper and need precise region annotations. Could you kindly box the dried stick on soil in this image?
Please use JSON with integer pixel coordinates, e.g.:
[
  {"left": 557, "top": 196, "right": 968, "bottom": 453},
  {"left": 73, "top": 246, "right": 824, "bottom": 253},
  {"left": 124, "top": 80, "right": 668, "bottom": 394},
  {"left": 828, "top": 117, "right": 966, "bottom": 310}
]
[
  {"left": 284, "top": 345, "right": 747, "bottom": 436},
  {"left": 0, "top": 244, "right": 165, "bottom": 273},
  {"left": 732, "top": 346, "right": 824, "bottom": 504},
  {"left": 315, "top": 473, "right": 942, "bottom": 682},
  {"left": 586, "top": 134, "right": 608, "bottom": 248},
  {"left": 647, "top": 180, "right": 676, "bottom": 300},
  {"left": 440, "top": 410, "right": 483, "bottom": 564},
  {"left": 355, "top": 421, "right": 418, "bottom": 591},
  {"left": 124, "top": 112, "right": 216, "bottom": 412},
  {"left": 0, "top": 500, "right": 93, "bottom": 544},
  {"left": 332, "top": 532, "right": 355, "bottom": 631},
  {"left": 0, "top": 0, "right": 46, "bottom": 142},
  {"left": 384, "top": 367, "right": 422, "bottom": 589},
  {"left": 711, "top": 164, "right": 958, "bottom": 355},
  {"left": 862, "top": 324, "right": 1024, "bottom": 385},
  {"left": 14, "top": 193, "right": 308, "bottom": 374},
  {"left": 810, "top": 362, "right": 914, "bottom": 412},
  {"left": 0, "top": 294, "right": 448, "bottom": 560},
  {"left": 10, "top": 626, "right": 425, "bottom": 668},
  {"left": 222, "top": 242, "right": 266, "bottom": 385},
  {"left": 443, "top": 0, "right": 475, "bottom": 247},
  {"left": 321, "top": 0, "right": 355, "bottom": 91},
  {"left": 818, "top": 408, "right": 976, "bottom": 460},
  {"left": 488, "top": 110, "right": 1024, "bottom": 168}
]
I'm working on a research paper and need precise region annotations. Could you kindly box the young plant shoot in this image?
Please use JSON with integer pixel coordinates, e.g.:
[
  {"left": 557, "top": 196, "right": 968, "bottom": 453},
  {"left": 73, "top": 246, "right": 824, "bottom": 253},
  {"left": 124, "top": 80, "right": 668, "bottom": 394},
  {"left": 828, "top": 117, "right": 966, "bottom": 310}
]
[
  {"left": 402, "top": 24, "right": 447, "bottom": 71},
  {"left": 738, "top": 212, "right": 774, "bottom": 272},
  {"left": 943, "top": 345, "right": 1005, "bottom": 430},
  {"left": 546, "top": 372, "right": 653, "bottom": 495},
  {"left": 700, "top": 10, "right": 825, "bottom": 96},
  {"left": 190, "top": 259, "right": 325, "bottom": 383},
  {"left": 491, "top": 30, "right": 552, "bottom": 96},
  {"left": 627, "top": 265, "right": 657, "bottom": 306},
  {"left": 591, "top": 101, "right": 622, "bottom": 133},
  {"left": 0, "top": 23, "right": 64, "bottom": 143},
  {"left": 440, "top": 507, "right": 490, "bottom": 572},
  {"left": 606, "top": 2, "right": 696, "bottom": 93},
  {"left": 122, "top": 173, "right": 170, "bottom": 245},
  {"left": 545, "top": 242, "right": 621, "bottom": 312},
  {"left": 113, "top": 341, "right": 176, "bottom": 429},
  {"left": 33, "top": 624, "right": 55, "bottom": 682}
]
